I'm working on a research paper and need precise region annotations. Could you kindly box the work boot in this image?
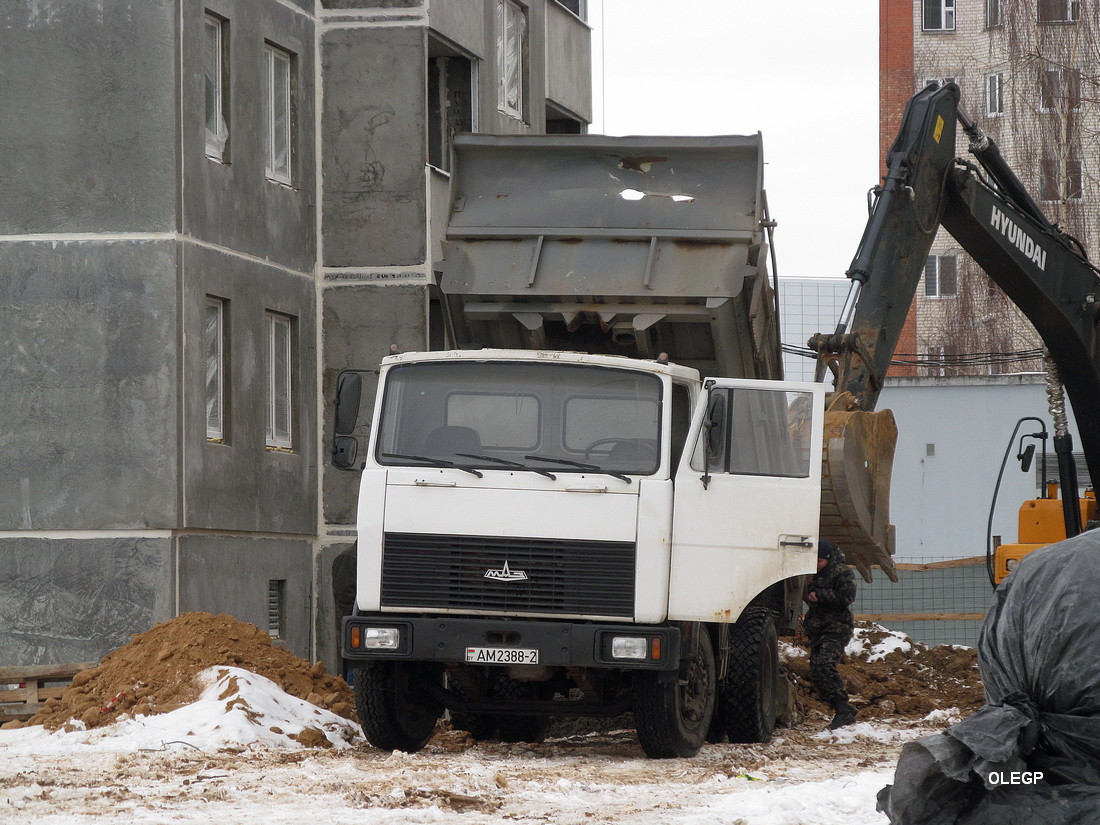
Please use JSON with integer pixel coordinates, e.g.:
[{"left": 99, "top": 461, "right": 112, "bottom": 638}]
[{"left": 828, "top": 701, "right": 857, "bottom": 730}]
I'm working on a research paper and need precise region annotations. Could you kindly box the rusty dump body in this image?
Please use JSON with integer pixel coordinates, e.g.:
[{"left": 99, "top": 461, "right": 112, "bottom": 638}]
[{"left": 439, "top": 134, "right": 897, "bottom": 582}]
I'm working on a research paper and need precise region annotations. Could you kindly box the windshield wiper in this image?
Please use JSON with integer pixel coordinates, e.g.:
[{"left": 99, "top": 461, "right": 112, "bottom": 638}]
[
  {"left": 524, "top": 454, "right": 631, "bottom": 484},
  {"left": 380, "top": 452, "right": 483, "bottom": 478},
  {"left": 456, "top": 453, "right": 557, "bottom": 480}
]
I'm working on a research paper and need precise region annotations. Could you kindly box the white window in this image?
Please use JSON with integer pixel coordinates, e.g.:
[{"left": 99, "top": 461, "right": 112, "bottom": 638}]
[
  {"left": 921, "top": 76, "right": 957, "bottom": 92},
  {"left": 986, "top": 73, "right": 1004, "bottom": 115},
  {"left": 923, "top": 0, "right": 955, "bottom": 31},
  {"left": 986, "top": 0, "right": 1004, "bottom": 27},
  {"left": 264, "top": 44, "right": 293, "bottom": 184},
  {"left": 924, "top": 255, "right": 958, "bottom": 298},
  {"left": 265, "top": 312, "right": 293, "bottom": 449},
  {"left": 925, "top": 345, "right": 955, "bottom": 378},
  {"left": 204, "top": 13, "right": 229, "bottom": 160},
  {"left": 1039, "top": 0, "right": 1080, "bottom": 23},
  {"left": 205, "top": 297, "right": 227, "bottom": 441},
  {"left": 1040, "top": 68, "right": 1081, "bottom": 112},
  {"left": 496, "top": 0, "right": 526, "bottom": 120}
]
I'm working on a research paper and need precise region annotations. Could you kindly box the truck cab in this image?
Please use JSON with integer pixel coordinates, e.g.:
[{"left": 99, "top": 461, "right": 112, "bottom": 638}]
[{"left": 339, "top": 347, "right": 825, "bottom": 757}]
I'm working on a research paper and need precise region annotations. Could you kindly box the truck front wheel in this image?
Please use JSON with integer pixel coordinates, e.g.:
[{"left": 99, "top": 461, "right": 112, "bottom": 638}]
[
  {"left": 722, "top": 607, "right": 779, "bottom": 743},
  {"left": 353, "top": 662, "right": 442, "bottom": 753},
  {"left": 634, "top": 628, "right": 716, "bottom": 758}
]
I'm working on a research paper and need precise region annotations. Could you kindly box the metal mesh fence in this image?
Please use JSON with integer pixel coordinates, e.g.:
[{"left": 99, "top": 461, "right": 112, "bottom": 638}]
[{"left": 850, "top": 556, "right": 996, "bottom": 648}]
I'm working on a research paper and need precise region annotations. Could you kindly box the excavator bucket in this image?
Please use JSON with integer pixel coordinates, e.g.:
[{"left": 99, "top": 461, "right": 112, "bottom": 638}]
[{"left": 819, "top": 399, "right": 899, "bottom": 582}]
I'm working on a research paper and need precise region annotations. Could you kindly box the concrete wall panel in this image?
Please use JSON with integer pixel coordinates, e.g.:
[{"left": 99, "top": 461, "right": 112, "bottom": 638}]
[
  {"left": 321, "top": 284, "right": 427, "bottom": 524},
  {"left": 0, "top": 1, "right": 176, "bottom": 234},
  {"left": 322, "top": 27, "right": 427, "bottom": 267},
  {"left": 430, "top": 0, "right": 486, "bottom": 57},
  {"left": 0, "top": 538, "right": 174, "bottom": 667},
  {"left": 545, "top": 2, "right": 592, "bottom": 122},
  {"left": 182, "top": 0, "right": 317, "bottom": 272},
  {"left": 178, "top": 535, "right": 312, "bottom": 660},
  {"left": 0, "top": 241, "right": 178, "bottom": 530},
  {"left": 182, "top": 243, "right": 317, "bottom": 535}
]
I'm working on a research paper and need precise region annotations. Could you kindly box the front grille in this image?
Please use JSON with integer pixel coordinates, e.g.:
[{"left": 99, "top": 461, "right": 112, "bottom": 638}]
[{"left": 382, "top": 532, "right": 636, "bottom": 618}]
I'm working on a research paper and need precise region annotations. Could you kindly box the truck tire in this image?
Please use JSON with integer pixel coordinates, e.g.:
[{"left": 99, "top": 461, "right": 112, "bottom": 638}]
[
  {"left": 722, "top": 607, "right": 779, "bottom": 744},
  {"left": 634, "top": 628, "right": 716, "bottom": 758},
  {"left": 353, "top": 662, "right": 442, "bottom": 753}
]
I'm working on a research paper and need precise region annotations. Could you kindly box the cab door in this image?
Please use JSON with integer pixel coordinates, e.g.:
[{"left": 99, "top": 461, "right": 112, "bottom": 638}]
[{"left": 668, "top": 378, "right": 825, "bottom": 622}]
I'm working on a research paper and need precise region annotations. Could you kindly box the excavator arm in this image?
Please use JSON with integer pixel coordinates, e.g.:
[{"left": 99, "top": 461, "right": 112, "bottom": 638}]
[{"left": 814, "top": 82, "right": 1100, "bottom": 579}]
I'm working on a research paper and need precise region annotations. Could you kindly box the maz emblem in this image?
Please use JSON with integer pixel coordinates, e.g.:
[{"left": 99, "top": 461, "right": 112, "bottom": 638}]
[{"left": 484, "top": 561, "right": 528, "bottom": 582}]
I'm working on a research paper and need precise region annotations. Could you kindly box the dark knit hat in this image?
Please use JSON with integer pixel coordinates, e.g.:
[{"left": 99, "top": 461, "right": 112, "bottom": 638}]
[{"left": 818, "top": 540, "right": 838, "bottom": 560}]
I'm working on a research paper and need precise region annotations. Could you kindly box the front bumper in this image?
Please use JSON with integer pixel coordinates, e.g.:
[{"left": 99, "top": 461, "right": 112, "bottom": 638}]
[{"left": 342, "top": 614, "right": 680, "bottom": 672}]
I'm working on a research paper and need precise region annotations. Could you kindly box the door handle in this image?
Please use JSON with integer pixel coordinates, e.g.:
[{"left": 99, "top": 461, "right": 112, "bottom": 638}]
[{"left": 780, "top": 537, "right": 813, "bottom": 548}]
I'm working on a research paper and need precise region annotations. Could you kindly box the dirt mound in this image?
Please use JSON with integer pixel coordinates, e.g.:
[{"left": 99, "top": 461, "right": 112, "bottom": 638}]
[
  {"left": 783, "top": 622, "right": 985, "bottom": 722},
  {"left": 3, "top": 612, "right": 355, "bottom": 732}
]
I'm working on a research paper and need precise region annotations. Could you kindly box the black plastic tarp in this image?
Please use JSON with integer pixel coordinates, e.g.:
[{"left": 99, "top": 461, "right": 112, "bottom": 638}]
[{"left": 878, "top": 530, "right": 1100, "bottom": 824}]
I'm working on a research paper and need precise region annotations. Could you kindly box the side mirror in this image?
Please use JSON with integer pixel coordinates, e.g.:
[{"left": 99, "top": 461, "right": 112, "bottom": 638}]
[
  {"left": 1018, "top": 443, "right": 1036, "bottom": 473},
  {"left": 334, "top": 372, "right": 363, "bottom": 436},
  {"left": 333, "top": 435, "right": 359, "bottom": 470}
]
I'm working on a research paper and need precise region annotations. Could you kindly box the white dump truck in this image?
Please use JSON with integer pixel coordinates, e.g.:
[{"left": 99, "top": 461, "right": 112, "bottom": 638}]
[{"left": 333, "top": 135, "right": 887, "bottom": 758}]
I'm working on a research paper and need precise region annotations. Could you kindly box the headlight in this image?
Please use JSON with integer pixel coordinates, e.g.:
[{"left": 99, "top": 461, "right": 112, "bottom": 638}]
[
  {"left": 350, "top": 626, "right": 402, "bottom": 650},
  {"left": 1005, "top": 558, "right": 1018, "bottom": 572},
  {"left": 610, "top": 636, "right": 649, "bottom": 660}
]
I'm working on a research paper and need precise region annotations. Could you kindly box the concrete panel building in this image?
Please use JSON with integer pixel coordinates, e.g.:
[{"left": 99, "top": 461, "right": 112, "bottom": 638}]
[{"left": 0, "top": 0, "right": 591, "bottom": 670}]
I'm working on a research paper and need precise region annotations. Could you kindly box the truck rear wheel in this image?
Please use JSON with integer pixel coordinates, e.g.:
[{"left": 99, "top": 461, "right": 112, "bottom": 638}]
[
  {"left": 722, "top": 608, "right": 779, "bottom": 743},
  {"left": 634, "top": 628, "right": 716, "bottom": 758},
  {"left": 353, "top": 662, "right": 442, "bottom": 753}
]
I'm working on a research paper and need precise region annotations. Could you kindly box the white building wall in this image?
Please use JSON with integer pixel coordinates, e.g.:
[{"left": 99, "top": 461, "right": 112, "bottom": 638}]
[{"left": 879, "top": 376, "right": 1081, "bottom": 561}]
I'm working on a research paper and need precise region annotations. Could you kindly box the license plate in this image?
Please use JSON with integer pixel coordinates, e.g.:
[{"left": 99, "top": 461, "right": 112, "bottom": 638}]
[{"left": 465, "top": 646, "right": 539, "bottom": 665}]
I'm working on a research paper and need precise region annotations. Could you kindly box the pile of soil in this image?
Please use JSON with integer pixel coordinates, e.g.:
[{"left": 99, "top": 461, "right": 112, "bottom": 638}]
[
  {"left": 783, "top": 621, "right": 985, "bottom": 722},
  {"left": 3, "top": 612, "right": 355, "bottom": 733}
]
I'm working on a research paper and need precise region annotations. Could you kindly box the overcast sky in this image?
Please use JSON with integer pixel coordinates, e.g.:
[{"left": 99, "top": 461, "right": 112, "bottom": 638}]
[{"left": 587, "top": 0, "right": 880, "bottom": 281}]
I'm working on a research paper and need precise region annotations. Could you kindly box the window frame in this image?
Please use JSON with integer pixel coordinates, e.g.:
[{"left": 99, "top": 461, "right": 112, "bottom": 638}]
[
  {"left": 924, "top": 254, "right": 958, "bottom": 298},
  {"left": 204, "top": 12, "right": 230, "bottom": 161},
  {"left": 265, "top": 311, "right": 295, "bottom": 450},
  {"left": 1038, "top": 0, "right": 1081, "bottom": 23},
  {"left": 986, "top": 72, "right": 1004, "bottom": 116},
  {"left": 986, "top": 0, "right": 1004, "bottom": 27},
  {"left": 1040, "top": 154, "right": 1084, "bottom": 201},
  {"left": 922, "top": 0, "right": 956, "bottom": 31},
  {"left": 264, "top": 43, "right": 294, "bottom": 186},
  {"left": 205, "top": 296, "right": 228, "bottom": 442},
  {"left": 496, "top": 0, "right": 527, "bottom": 121},
  {"left": 1040, "top": 67, "right": 1082, "bottom": 113}
]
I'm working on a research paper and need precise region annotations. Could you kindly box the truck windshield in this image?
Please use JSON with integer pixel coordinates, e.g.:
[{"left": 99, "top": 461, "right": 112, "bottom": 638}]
[{"left": 376, "top": 361, "right": 663, "bottom": 475}]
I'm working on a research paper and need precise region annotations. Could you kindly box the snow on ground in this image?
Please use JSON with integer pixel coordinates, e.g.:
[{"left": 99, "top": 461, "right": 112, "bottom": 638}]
[
  {"left": 845, "top": 624, "right": 912, "bottom": 663},
  {"left": 0, "top": 666, "right": 946, "bottom": 825}
]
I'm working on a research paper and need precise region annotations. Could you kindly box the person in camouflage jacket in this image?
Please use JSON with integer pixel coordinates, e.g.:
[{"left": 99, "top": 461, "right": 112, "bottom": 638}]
[{"left": 804, "top": 539, "right": 858, "bottom": 729}]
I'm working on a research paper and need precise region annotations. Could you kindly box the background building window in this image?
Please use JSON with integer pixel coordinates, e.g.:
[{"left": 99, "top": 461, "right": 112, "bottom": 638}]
[
  {"left": 264, "top": 44, "right": 293, "bottom": 184},
  {"left": 922, "top": 0, "right": 956, "bottom": 31},
  {"left": 925, "top": 345, "right": 958, "bottom": 378},
  {"left": 986, "top": 0, "right": 1004, "bottom": 27},
  {"left": 1038, "top": 0, "right": 1080, "bottom": 23},
  {"left": 205, "top": 297, "right": 228, "bottom": 441},
  {"left": 265, "top": 312, "right": 294, "bottom": 449},
  {"left": 986, "top": 73, "right": 1004, "bottom": 115},
  {"left": 924, "top": 255, "right": 958, "bottom": 297},
  {"left": 1040, "top": 155, "right": 1084, "bottom": 200},
  {"left": 1039, "top": 68, "right": 1081, "bottom": 112},
  {"left": 496, "top": 0, "right": 526, "bottom": 120},
  {"left": 204, "top": 13, "right": 229, "bottom": 160}
]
